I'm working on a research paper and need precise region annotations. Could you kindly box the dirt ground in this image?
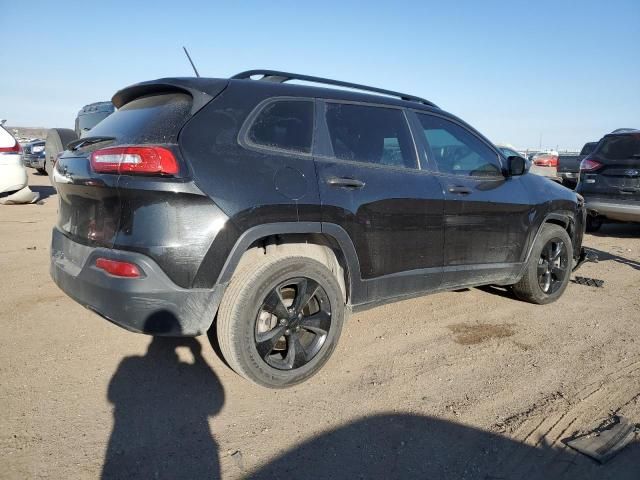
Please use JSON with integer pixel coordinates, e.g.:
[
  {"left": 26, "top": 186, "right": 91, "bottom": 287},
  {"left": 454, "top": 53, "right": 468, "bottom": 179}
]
[{"left": 1, "top": 171, "right": 639, "bottom": 479}]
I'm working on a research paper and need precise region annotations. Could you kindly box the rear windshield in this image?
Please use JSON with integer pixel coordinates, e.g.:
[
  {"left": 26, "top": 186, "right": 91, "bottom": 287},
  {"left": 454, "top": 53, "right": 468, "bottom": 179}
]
[
  {"left": 87, "top": 93, "right": 192, "bottom": 144},
  {"left": 595, "top": 134, "right": 640, "bottom": 160},
  {"left": 580, "top": 142, "right": 597, "bottom": 155}
]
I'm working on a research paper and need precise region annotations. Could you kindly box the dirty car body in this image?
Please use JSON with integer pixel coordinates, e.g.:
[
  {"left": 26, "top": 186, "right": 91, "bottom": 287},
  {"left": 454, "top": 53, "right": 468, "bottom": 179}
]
[{"left": 50, "top": 71, "right": 586, "bottom": 386}]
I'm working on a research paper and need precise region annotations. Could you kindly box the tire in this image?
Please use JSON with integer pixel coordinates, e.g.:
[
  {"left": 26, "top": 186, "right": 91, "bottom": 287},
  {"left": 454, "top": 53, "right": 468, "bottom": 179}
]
[
  {"left": 585, "top": 215, "right": 603, "bottom": 232},
  {"left": 36, "top": 168, "right": 46, "bottom": 175},
  {"left": 216, "top": 255, "right": 345, "bottom": 388},
  {"left": 512, "top": 224, "right": 572, "bottom": 305},
  {"left": 45, "top": 128, "right": 78, "bottom": 183}
]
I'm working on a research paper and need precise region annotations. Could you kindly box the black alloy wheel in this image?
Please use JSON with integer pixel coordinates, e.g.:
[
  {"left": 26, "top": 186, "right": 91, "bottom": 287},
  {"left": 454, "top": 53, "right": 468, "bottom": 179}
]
[
  {"left": 255, "top": 277, "right": 332, "bottom": 370},
  {"left": 537, "top": 238, "right": 568, "bottom": 294}
]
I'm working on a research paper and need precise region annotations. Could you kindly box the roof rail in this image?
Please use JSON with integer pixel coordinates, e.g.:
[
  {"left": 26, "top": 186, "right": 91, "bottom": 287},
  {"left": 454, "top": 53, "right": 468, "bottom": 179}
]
[{"left": 231, "top": 69, "right": 438, "bottom": 108}]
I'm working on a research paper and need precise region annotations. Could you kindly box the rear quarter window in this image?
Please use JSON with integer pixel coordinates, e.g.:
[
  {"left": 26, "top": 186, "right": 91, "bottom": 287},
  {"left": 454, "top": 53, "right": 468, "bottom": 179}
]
[
  {"left": 87, "top": 93, "right": 192, "bottom": 144},
  {"left": 246, "top": 99, "right": 314, "bottom": 154}
]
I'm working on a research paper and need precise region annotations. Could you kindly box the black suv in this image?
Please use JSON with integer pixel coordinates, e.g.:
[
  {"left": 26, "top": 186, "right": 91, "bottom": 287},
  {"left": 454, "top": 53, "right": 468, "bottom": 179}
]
[
  {"left": 50, "top": 70, "right": 586, "bottom": 387},
  {"left": 577, "top": 129, "right": 640, "bottom": 231}
]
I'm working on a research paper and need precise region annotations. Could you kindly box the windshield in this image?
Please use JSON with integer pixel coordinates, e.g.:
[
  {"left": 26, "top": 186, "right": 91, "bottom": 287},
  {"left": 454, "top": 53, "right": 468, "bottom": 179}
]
[{"left": 595, "top": 134, "right": 640, "bottom": 160}]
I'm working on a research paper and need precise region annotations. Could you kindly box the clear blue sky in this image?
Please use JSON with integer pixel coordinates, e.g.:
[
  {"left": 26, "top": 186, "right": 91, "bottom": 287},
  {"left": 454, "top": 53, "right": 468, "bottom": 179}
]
[{"left": 2, "top": 0, "right": 638, "bottom": 150}]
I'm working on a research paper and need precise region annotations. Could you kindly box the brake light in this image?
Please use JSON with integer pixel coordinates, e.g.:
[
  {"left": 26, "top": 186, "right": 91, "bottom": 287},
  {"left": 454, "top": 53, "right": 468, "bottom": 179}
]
[
  {"left": 580, "top": 157, "right": 602, "bottom": 172},
  {"left": 90, "top": 146, "right": 178, "bottom": 175},
  {"left": 0, "top": 141, "right": 22, "bottom": 154},
  {"left": 95, "top": 258, "right": 141, "bottom": 278}
]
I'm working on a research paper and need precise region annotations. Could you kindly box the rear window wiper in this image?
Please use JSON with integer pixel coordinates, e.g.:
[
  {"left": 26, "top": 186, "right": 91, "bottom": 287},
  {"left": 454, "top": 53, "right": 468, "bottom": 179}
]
[{"left": 67, "top": 136, "right": 115, "bottom": 151}]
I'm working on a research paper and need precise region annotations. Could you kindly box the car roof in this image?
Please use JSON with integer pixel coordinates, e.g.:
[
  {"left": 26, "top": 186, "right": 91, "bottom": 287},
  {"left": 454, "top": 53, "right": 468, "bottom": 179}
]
[{"left": 114, "top": 74, "right": 442, "bottom": 114}]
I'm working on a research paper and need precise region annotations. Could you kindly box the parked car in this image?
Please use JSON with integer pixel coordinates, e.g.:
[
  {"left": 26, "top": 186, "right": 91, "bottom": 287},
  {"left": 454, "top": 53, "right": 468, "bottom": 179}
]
[
  {"left": 51, "top": 70, "right": 586, "bottom": 387},
  {"left": 557, "top": 142, "right": 598, "bottom": 188},
  {"left": 0, "top": 126, "right": 28, "bottom": 195},
  {"left": 22, "top": 139, "right": 47, "bottom": 174},
  {"left": 45, "top": 101, "right": 115, "bottom": 180},
  {"left": 577, "top": 129, "right": 640, "bottom": 231}
]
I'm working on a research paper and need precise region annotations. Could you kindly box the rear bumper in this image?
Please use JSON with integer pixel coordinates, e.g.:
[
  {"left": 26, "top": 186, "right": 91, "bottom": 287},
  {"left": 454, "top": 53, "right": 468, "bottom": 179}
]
[
  {"left": 50, "top": 228, "right": 226, "bottom": 336},
  {"left": 584, "top": 197, "right": 640, "bottom": 223},
  {"left": 558, "top": 172, "right": 578, "bottom": 181}
]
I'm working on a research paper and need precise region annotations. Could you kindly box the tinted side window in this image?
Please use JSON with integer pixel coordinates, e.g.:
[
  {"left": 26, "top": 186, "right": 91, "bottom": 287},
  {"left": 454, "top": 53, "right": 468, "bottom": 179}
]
[
  {"left": 248, "top": 100, "right": 314, "bottom": 154},
  {"left": 325, "top": 103, "right": 417, "bottom": 169},
  {"left": 416, "top": 114, "right": 502, "bottom": 177}
]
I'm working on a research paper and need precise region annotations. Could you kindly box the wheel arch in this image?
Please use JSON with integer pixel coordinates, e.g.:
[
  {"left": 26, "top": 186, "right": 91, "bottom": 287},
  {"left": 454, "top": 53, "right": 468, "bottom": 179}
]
[
  {"left": 216, "top": 222, "right": 364, "bottom": 305},
  {"left": 524, "top": 212, "right": 575, "bottom": 264}
]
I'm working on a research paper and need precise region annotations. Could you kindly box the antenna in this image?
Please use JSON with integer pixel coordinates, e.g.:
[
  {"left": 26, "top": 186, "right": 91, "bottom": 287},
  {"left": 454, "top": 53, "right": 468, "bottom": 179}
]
[{"left": 182, "top": 46, "right": 200, "bottom": 78}]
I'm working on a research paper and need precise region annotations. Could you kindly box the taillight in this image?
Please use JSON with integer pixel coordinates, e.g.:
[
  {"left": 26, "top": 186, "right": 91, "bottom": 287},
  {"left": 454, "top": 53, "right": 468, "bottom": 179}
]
[
  {"left": 0, "top": 141, "right": 22, "bottom": 154},
  {"left": 95, "top": 258, "right": 141, "bottom": 278},
  {"left": 580, "top": 157, "right": 602, "bottom": 172},
  {"left": 90, "top": 146, "right": 178, "bottom": 175}
]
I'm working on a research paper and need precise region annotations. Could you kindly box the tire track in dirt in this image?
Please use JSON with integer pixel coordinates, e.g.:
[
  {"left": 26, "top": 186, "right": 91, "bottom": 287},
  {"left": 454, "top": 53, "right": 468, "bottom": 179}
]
[{"left": 493, "top": 356, "right": 640, "bottom": 478}]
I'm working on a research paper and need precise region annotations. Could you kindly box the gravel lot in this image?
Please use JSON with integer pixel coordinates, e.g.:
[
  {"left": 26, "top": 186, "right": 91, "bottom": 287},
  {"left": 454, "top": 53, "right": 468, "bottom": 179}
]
[{"left": 1, "top": 171, "right": 639, "bottom": 479}]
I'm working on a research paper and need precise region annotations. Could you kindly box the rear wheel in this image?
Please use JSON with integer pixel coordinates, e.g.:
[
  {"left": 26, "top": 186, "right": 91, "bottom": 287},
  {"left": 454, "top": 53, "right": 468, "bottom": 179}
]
[
  {"left": 45, "top": 128, "right": 77, "bottom": 184},
  {"left": 216, "top": 255, "right": 345, "bottom": 388},
  {"left": 585, "top": 215, "right": 603, "bottom": 232},
  {"left": 512, "top": 224, "right": 572, "bottom": 304}
]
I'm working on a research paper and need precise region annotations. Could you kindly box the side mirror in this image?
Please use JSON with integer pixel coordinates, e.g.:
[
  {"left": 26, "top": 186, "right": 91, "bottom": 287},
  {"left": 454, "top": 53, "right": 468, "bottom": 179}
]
[{"left": 508, "top": 155, "right": 526, "bottom": 176}]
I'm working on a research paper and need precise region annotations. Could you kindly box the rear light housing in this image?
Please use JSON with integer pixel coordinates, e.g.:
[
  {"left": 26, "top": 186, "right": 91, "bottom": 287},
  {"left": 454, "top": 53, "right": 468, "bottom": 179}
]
[
  {"left": 0, "top": 141, "right": 22, "bottom": 154},
  {"left": 580, "top": 157, "right": 602, "bottom": 172},
  {"left": 95, "top": 258, "right": 142, "bottom": 278},
  {"left": 90, "top": 146, "right": 178, "bottom": 175}
]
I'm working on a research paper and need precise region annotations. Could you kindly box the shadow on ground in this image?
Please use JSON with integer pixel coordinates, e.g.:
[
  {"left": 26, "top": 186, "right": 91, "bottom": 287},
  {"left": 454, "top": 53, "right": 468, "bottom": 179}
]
[
  {"left": 101, "top": 340, "right": 638, "bottom": 480},
  {"left": 585, "top": 247, "right": 640, "bottom": 271},
  {"left": 102, "top": 336, "right": 224, "bottom": 479},
  {"left": 591, "top": 222, "right": 640, "bottom": 239},
  {"left": 29, "top": 185, "right": 56, "bottom": 201},
  {"left": 251, "top": 414, "right": 639, "bottom": 480}
]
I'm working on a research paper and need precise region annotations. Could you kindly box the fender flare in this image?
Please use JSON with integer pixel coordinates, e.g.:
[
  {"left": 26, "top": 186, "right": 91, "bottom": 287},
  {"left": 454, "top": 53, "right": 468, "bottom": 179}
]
[
  {"left": 523, "top": 211, "right": 575, "bottom": 264},
  {"left": 215, "top": 222, "right": 365, "bottom": 304}
]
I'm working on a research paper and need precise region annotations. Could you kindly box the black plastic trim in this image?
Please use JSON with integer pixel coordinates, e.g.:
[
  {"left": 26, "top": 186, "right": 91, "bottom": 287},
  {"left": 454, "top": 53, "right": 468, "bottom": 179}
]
[{"left": 231, "top": 69, "right": 438, "bottom": 107}]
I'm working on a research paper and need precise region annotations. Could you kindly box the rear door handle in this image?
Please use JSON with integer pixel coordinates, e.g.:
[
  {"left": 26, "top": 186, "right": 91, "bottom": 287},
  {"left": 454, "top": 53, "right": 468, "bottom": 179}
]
[
  {"left": 327, "top": 177, "right": 366, "bottom": 189},
  {"left": 447, "top": 186, "right": 472, "bottom": 195}
]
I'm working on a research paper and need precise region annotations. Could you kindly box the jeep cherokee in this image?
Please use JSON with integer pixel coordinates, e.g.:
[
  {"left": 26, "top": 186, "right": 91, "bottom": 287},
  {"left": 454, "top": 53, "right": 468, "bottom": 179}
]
[{"left": 50, "top": 70, "right": 586, "bottom": 387}]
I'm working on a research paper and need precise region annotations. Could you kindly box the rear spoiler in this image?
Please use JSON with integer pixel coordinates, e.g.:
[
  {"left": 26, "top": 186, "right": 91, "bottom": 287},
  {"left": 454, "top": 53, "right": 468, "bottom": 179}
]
[{"left": 112, "top": 78, "right": 229, "bottom": 115}]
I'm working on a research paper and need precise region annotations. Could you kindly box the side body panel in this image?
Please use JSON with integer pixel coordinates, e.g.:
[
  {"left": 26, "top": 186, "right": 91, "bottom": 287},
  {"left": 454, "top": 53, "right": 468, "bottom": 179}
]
[{"left": 179, "top": 82, "right": 322, "bottom": 288}]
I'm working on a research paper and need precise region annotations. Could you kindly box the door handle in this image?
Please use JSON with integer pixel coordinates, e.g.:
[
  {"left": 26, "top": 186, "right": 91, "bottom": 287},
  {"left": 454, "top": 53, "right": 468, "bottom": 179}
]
[
  {"left": 448, "top": 186, "right": 472, "bottom": 195},
  {"left": 327, "top": 177, "right": 366, "bottom": 189}
]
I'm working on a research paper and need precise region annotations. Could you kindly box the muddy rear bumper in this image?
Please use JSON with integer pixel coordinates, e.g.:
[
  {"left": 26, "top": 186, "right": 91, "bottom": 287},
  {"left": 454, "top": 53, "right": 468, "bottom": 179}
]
[{"left": 50, "top": 228, "right": 225, "bottom": 336}]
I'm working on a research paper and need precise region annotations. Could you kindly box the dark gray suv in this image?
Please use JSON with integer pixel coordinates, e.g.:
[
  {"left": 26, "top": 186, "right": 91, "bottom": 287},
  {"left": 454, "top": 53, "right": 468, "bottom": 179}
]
[{"left": 50, "top": 70, "right": 587, "bottom": 387}]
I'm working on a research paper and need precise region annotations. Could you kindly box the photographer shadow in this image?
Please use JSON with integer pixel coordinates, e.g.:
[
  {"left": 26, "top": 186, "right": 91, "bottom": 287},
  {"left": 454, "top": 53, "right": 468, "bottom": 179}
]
[{"left": 102, "top": 331, "right": 224, "bottom": 479}]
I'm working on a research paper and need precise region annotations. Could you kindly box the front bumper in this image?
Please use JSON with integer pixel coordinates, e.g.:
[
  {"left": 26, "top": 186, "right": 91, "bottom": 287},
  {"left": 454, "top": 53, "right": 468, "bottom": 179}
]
[
  {"left": 584, "top": 197, "right": 640, "bottom": 223},
  {"left": 23, "top": 155, "right": 45, "bottom": 169},
  {"left": 50, "top": 228, "right": 226, "bottom": 336}
]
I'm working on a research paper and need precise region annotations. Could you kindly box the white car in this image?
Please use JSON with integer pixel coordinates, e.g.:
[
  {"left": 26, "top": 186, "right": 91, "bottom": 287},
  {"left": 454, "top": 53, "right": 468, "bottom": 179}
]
[{"left": 0, "top": 125, "right": 28, "bottom": 195}]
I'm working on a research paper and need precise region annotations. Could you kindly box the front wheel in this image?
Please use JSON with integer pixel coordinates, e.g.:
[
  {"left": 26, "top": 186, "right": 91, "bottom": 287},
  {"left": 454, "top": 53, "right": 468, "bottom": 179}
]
[
  {"left": 512, "top": 224, "right": 572, "bottom": 304},
  {"left": 216, "top": 255, "right": 345, "bottom": 388}
]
